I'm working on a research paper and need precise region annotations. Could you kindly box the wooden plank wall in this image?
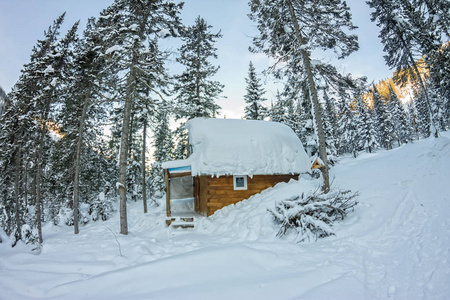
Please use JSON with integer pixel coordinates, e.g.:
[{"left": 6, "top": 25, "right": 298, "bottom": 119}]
[{"left": 197, "top": 174, "right": 299, "bottom": 216}]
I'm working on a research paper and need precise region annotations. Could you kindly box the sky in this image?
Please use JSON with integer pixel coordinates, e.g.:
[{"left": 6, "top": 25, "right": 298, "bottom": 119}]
[{"left": 0, "top": 0, "right": 393, "bottom": 119}]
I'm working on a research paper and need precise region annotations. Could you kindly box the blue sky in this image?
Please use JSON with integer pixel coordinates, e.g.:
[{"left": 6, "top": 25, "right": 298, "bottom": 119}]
[{"left": 0, "top": 0, "right": 392, "bottom": 118}]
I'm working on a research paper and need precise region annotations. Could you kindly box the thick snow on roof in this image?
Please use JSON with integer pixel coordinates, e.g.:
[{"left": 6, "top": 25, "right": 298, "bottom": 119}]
[{"left": 163, "top": 118, "right": 311, "bottom": 176}]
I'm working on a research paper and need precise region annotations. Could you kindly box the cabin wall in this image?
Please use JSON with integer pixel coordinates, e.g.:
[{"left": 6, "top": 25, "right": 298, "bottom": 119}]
[{"left": 195, "top": 174, "right": 299, "bottom": 216}]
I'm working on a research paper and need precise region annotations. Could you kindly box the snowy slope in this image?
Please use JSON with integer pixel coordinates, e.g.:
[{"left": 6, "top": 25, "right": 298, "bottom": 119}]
[{"left": 1, "top": 132, "right": 450, "bottom": 299}]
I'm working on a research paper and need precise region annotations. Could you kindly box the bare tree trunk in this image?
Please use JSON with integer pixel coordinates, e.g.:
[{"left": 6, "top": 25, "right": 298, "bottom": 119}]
[
  {"left": 34, "top": 91, "right": 53, "bottom": 243},
  {"left": 118, "top": 63, "right": 137, "bottom": 235},
  {"left": 286, "top": 0, "right": 330, "bottom": 192},
  {"left": 14, "top": 138, "right": 22, "bottom": 241},
  {"left": 73, "top": 93, "right": 90, "bottom": 234},
  {"left": 409, "top": 56, "right": 438, "bottom": 138},
  {"left": 395, "top": 22, "right": 439, "bottom": 138},
  {"left": 35, "top": 126, "right": 45, "bottom": 244},
  {"left": 24, "top": 160, "right": 28, "bottom": 208},
  {"left": 142, "top": 119, "right": 148, "bottom": 213}
]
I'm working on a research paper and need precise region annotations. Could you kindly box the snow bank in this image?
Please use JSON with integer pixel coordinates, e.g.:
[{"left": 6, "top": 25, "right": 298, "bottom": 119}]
[{"left": 163, "top": 118, "right": 311, "bottom": 176}]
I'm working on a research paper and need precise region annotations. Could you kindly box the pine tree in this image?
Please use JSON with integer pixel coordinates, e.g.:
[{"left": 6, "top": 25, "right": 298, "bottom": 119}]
[
  {"left": 388, "top": 85, "right": 412, "bottom": 145},
  {"left": 428, "top": 44, "right": 450, "bottom": 129},
  {"left": 244, "top": 61, "right": 267, "bottom": 120},
  {"left": 372, "top": 86, "right": 396, "bottom": 150},
  {"left": 0, "top": 86, "right": 7, "bottom": 115},
  {"left": 337, "top": 103, "right": 358, "bottom": 157},
  {"left": 249, "top": 0, "right": 359, "bottom": 192},
  {"left": 0, "top": 14, "right": 82, "bottom": 244},
  {"left": 322, "top": 89, "right": 339, "bottom": 165},
  {"left": 356, "top": 95, "right": 379, "bottom": 153},
  {"left": 415, "top": 89, "right": 431, "bottom": 138},
  {"left": 406, "top": 100, "right": 419, "bottom": 140},
  {"left": 150, "top": 110, "right": 175, "bottom": 203},
  {"left": 270, "top": 91, "right": 286, "bottom": 123},
  {"left": 98, "top": 0, "right": 183, "bottom": 234},
  {"left": 366, "top": 0, "right": 441, "bottom": 137},
  {"left": 174, "top": 16, "right": 224, "bottom": 120},
  {"left": 51, "top": 16, "right": 119, "bottom": 234}
]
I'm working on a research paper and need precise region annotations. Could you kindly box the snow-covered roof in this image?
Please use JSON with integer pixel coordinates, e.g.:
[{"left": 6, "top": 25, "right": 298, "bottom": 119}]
[{"left": 162, "top": 118, "right": 311, "bottom": 177}]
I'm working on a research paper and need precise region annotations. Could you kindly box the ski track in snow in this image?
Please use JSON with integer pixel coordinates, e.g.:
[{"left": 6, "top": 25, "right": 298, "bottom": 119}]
[{"left": 1, "top": 132, "right": 450, "bottom": 299}]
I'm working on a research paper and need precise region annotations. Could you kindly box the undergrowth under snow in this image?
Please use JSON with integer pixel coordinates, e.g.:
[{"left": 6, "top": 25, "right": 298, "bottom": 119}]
[{"left": 1, "top": 132, "right": 450, "bottom": 299}]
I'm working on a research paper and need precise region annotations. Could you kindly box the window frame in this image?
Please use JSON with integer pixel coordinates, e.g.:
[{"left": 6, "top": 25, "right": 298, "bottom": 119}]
[{"left": 233, "top": 175, "right": 248, "bottom": 190}]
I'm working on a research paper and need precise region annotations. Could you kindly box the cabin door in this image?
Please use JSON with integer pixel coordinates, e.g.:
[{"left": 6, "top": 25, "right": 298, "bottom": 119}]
[{"left": 169, "top": 175, "right": 194, "bottom": 215}]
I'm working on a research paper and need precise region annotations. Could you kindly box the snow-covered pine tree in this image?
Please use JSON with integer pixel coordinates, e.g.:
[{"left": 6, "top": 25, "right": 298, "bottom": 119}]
[
  {"left": 149, "top": 110, "right": 175, "bottom": 204},
  {"left": 173, "top": 16, "right": 224, "bottom": 120},
  {"left": 281, "top": 78, "right": 308, "bottom": 142},
  {"left": 366, "top": 0, "right": 440, "bottom": 137},
  {"left": 372, "top": 86, "right": 397, "bottom": 150},
  {"left": 270, "top": 91, "right": 286, "bottom": 124},
  {"left": 406, "top": 100, "right": 419, "bottom": 140},
  {"left": 388, "top": 85, "right": 412, "bottom": 145},
  {"left": 356, "top": 95, "right": 379, "bottom": 153},
  {"left": 337, "top": 102, "right": 358, "bottom": 157},
  {"left": 0, "top": 14, "right": 82, "bottom": 243},
  {"left": 98, "top": 0, "right": 183, "bottom": 235},
  {"left": 244, "top": 61, "right": 267, "bottom": 120},
  {"left": 51, "top": 17, "right": 119, "bottom": 234},
  {"left": 0, "top": 86, "right": 7, "bottom": 116},
  {"left": 321, "top": 89, "right": 339, "bottom": 165},
  {"left": 249, "top": 0, "right": 359, "bottom": 192},
  {"left": 414, "top": 89, "right": 432, "bottom": 138},
  {"left": 32, "top": 20, "right": 80, "bottom": 243},
  {"left": 428, "top": 43, "right": 450, "bottom": 130}
]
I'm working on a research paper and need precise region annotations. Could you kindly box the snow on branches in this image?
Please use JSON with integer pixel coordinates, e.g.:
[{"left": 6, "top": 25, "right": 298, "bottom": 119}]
[{"left": 270, "top": 188, "right": 358, "bottom": 242}]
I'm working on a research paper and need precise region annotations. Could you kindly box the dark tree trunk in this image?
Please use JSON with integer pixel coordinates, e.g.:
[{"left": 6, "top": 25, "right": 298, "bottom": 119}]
[
  {"left": 142, "top": 119, "right": 148, "bottom": 214},
  {"left": 73, "top": 92, "right": 90, "bottom": 234},
  {"left": 118, "top": 58, "right": 138, "bottom": 235},
  {"left": 286, "top": 0, "right": 330, "bottom": 192},
  {"left": 14, "top": 137, "right": 22, "bottom": 241}
]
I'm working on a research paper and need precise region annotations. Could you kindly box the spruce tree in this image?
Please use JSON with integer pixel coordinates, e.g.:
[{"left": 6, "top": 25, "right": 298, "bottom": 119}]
[
  {"left": 0, "top": 86, "right": 7, "bottom": 116},
  {"left": 337, "top": 103, "right": 358, "bottom": 157},
  {"left": 366, "top": 0, "right": 440, "bottom": 137},
  {"left": 388, "top": 85, "right": 412, "bottom": 145},
  {"left": 270, "top": 91, "right": 286, "bottom": 123},
  {"left": 52, "top": 16, "right": 118, "bottom": 234},
  {"left": 428, "top": 44, "right": 450, "bottom": 129},
  {"left": 372, "top": 86, "right": 396, "bottom": 150},
  {"left": 174, "top": 16, "right": 224, "bottom": 120},
  {"left": 0, "top": 14, "right": 81, "bottom": 243},
  {"left": 150, "top": 110, "right": 175, "bottom": 203},
  {"left": 322, "top": 89, "right": 339, "bottom": 165},
  {"left": 249, "top": 0, "right": 359, "bottom": 192},
  {"left": 244, "top": 61, "right": 267, "bottom": 120},
  {"left": 356, "top": 95, "right": 379, "bottom": 153},
  {"left": 98, "top": 0, "right": 182, "bottom": 234},
  {"left": 415, "top": 89, "right": 432, "bottom": 138}
]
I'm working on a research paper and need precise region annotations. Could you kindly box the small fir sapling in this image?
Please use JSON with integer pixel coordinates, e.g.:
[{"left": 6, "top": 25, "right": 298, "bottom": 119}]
[{"left": 270, "top": 187, "right": 358, "bottom": 242}]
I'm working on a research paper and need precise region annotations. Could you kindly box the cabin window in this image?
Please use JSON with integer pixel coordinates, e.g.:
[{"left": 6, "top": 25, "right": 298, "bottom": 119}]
[{"left": 233, "top": 175, "right": 247, "bottom": 190}]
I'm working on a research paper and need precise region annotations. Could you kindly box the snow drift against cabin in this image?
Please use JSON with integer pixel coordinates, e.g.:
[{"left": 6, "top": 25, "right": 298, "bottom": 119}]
[{"left": 162, "top": 118, "right": 311, "bottom": 177}]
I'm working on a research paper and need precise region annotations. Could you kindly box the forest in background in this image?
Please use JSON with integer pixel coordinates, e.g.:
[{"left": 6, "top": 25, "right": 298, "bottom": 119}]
[{"left": 0, "top": 0, "right": 449, "bottom": 247}]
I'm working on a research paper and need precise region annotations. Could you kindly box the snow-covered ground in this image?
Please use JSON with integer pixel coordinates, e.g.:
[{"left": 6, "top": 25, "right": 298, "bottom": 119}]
[{"left": 1, "top": 132, "right": 450, "bottom": 299}]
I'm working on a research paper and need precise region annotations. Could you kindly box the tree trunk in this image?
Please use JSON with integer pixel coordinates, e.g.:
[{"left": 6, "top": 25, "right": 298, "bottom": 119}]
[
  {"left": 24, "top": 160, "right": 28, "bottom": 209},
  {"left": 34, "top": 89, "right": 54, "bottom": 243},
  {"left": 286, "top": 0, "right": 330, "bottom": 193},
  {"left": 142, "top": 119, "right": 148, "bottom": 213},
  {"left": 73, "top": 92, "right": 90, "bottom": 234},
  {"left": 35, "top": 126, "right": 45, "bottom": 244},
  {"left": 118, "top": 62, "right": 137, "bottom": 235},
  {"left": 396, "top": 22, "right": 438, "bottom": 138},
  {"left": 14, "top": 135, "right": 22, "bottom": 241}
]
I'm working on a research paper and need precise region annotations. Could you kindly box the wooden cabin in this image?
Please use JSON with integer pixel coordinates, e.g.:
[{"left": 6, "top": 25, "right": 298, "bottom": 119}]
[{"left": 162, "top": 118, "right": 311, "bottom": 222}]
